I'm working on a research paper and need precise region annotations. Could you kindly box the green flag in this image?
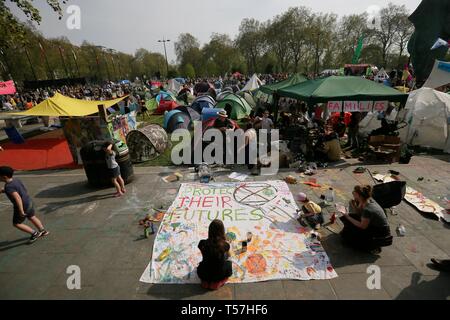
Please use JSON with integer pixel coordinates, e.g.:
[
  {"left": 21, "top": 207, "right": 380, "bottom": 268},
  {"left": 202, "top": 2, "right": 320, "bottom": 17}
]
[{"left": 352, "top": 36, "right": 364, "bottom": 64}]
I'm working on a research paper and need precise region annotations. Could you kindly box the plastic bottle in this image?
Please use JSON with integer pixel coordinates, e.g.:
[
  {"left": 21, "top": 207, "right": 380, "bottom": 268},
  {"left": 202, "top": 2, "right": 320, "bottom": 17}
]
[
  {"left": 396, "top": 224, "right": 406, "bottom": 236},
  {"left": 325, "top": 188, "right": 335, "bottom": 202}
]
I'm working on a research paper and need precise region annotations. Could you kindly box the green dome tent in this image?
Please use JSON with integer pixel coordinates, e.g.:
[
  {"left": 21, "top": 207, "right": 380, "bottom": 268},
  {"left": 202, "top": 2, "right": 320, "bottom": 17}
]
[{"left": 216, "top": 93, "right": 253, "bottom": 120}]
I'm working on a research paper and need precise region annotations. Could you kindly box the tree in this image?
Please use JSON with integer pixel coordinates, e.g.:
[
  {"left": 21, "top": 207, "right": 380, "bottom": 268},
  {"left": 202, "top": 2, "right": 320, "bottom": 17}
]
[
  {"left": 306, "top": 12, "right": 337, "bottom": 75},
  {"left": 375, "top": 3, "right": 410, "bottom": 67},
  {"left": 284, "top": 7, "right": 312, "bottom": 72},
  {"left": 203, "top": 33, "right": 243, "bottom": 75},
  {"left": 395, "top": 14, "right": 414, "bottom": 67},
  {"left": 181, "top": 63, "right": 195, "bottom": 79},
  {"left": 336, "top": 13, "right": 368, "bottom": 65},
  {"left": 235, "top": 18, "right": 265, "bottom": 73},
  {"left": 0, "top": 0, "right": 65, "bottom": 80},
  {"left": 265, "top": 14, "right": 291, "bottom": 72},
  {"left": 174, "top": 33, "right": 200, "bottom": 63}
]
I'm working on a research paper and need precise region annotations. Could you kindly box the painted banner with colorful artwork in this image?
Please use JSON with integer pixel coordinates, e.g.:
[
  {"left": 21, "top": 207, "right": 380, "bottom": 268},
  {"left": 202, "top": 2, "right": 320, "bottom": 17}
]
[{"left": 140, "top": 181, "right": 338, "bottom": 284}]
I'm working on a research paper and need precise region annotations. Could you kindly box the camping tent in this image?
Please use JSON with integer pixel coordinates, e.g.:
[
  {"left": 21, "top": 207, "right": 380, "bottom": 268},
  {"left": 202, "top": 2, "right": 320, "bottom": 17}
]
[
  {"left": 241, "top": 74, "right": 263, "bottom": 92},
  {"left": 398, "top": 87, "right": 450, "bottom": 153},
  {"left": 278, "top": 76, "right": 408, "bottom": 106},
  {"left": 163, "top": 106, "right": 200, "bottom": 133},
  {"left": 259, "top": 74, "right": 308, "bottom": 95},
  {"left": 237, "top": 91, "right": 257, "bottom": 108},
  {"left": 191, "top": 95, "right": 216, "bottom": 113},
  {"left": 167, "top": 79, "right": 182, "bottom": 94},
  {"left": 423, "top": 60, "right": 450, "bottom": 89},
  {"left": 8, "top": 92, "right": 128, "bottom": 117},
  {"left": 153, "top": 91, "right": 178, "bottom": 114},
  {"left": 216, "top": 93, "right": 253, "bottom": 120},
  {"left": 126, "top": 125, "right": 169, "bottom": 163}
]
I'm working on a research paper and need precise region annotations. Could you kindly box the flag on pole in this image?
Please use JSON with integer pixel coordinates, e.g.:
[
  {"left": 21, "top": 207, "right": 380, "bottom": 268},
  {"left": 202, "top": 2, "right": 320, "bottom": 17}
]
[
  {"left": 430, "top": 38, "right": 450, "bottom": 50},
  {"left": 352, "top": 36, "right": 364, "bottom": 64}
]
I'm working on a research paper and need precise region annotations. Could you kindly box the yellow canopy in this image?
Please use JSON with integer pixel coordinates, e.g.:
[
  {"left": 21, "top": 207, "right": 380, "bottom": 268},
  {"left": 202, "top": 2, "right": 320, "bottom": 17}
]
[{"left": 8, "top": 92, "right": 128, "bottom": 117}]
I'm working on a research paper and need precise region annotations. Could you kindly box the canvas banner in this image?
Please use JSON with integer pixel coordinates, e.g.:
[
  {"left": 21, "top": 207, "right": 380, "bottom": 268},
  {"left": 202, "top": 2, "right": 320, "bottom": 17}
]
[
  {"left": 0, "top": 80, "right": 16, "bottom": 95},
  {"left": 359, "top": 101, "right": 373, "bottom": 112},
  {"left": 140, "top": 181, "right": 338, "bottom": 284},
  {"left": 327, "top": 101, "right": 342, "bottom": 112},
  {"left": 373, "top": 101, "right": 388, "bottom": 112}
]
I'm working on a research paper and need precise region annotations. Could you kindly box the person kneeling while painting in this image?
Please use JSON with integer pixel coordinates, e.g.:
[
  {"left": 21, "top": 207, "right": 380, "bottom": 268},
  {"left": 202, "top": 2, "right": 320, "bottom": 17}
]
[
  {"left": 340, "top": 185, "right": 392, "bottom": 254},
  {"left": 197, "top": 219, "right": 233, "bottom": 290},
  {"left": 296, "top": 192, "right": 324, "bottom": 230}
]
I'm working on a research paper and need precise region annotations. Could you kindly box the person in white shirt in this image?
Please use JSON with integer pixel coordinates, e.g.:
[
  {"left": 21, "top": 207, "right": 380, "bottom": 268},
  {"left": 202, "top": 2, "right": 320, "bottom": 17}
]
[{"left": 255, "top": 110, "right": 274, "bottom": 131}]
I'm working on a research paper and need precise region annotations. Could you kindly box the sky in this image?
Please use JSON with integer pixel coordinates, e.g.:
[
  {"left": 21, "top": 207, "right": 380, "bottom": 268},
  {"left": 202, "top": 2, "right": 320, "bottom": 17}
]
[{"left": 9, "top": 0, "right": 422, "bottom": 63}]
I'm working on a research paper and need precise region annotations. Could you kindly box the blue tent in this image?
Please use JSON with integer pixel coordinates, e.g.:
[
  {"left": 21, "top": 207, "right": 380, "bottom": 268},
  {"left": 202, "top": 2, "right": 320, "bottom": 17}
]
[{"left": 191, "top": 95, "right": 216, "bottom": 114}]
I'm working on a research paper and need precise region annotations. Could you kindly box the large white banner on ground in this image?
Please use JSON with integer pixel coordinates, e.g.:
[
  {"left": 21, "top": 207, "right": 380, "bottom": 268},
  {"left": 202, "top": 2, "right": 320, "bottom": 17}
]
[{"left": 140, "top": 181, "right": 338, "bottom": 284}]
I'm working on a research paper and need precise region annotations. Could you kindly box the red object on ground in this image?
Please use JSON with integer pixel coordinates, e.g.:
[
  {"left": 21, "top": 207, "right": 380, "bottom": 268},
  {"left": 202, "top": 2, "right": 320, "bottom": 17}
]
[
  {"left": 330, "top": 213, "right": 336, "bottom": 224},
  {"left": 302, "top": 181, "right": 321, "bottom": 188},
  {"left": 0, "top": 138, "right": 79, "bottom": 171},
  {"left": 154, "top": 100, "right": 178, "bottom": 115},
  {"left": 201, "top": 278, "right": 228, "bottom": 290}
]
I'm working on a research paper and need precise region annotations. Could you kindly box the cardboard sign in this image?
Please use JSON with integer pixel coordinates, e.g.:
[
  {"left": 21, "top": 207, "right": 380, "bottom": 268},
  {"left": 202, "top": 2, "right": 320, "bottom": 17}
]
[
  {"left": 373, "top": 101, "right": 388, "bottom": 112},
  {"left": 327, "top": 101, "right": 342, "bottom": 112},
  {"left": 0, "top": 80, "right": 16, "bottom": 95}
]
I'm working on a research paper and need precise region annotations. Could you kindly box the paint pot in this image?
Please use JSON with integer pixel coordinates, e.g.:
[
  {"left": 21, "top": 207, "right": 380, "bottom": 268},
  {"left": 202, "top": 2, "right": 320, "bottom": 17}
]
[{"left": 247, "top": 232, "right": 253, "bottom": 243}]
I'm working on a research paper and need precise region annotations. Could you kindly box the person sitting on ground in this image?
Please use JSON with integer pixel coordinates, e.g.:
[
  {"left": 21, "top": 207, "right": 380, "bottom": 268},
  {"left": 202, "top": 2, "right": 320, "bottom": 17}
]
[
  {"left": 213, "top": 110, "right": 235, "bottom": 133},
  {"left": 102, "top": 141, "right": 126, "bottom": 197},
  {"left": 0, "top": 166, "right": 49, "bottom": 244},
  {"left": 296, "top": 192, "right": 324, "bottom": 230},
  {"left": 315, "top": 126, "right": 342, "bottom": 162},
  {"left": 340, "top": 185, "right": 392, "bottom": 254},
  {"left": 197, "top": 219, "right": 233, "bottom": 290}
]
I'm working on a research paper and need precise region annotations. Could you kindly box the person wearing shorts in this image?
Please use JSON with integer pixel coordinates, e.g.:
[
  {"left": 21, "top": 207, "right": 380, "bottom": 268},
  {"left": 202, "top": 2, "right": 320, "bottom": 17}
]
[
  {"left": 0, "top": 166, "right": 49, "bottom": 244},
  {"left": 103, "top": 141, "right": 126, "bottom": 197}
]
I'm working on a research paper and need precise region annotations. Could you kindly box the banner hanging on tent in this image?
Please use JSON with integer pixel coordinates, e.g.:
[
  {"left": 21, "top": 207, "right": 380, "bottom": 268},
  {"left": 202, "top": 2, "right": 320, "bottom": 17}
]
[
  {"left": 373, "top": 101, "right": 388, "bottom": 112},
  {"left": 0, "top": 80, "right": 16, "bottom": 95},
  {"left": 327, "top": 101, "right": 342, "bottom": 112}
]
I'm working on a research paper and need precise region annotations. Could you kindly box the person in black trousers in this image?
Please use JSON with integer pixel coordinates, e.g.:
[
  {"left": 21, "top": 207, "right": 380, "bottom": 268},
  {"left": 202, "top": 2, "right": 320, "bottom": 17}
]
[
  {"left": 340, "top": 185, "right": 392, "bottom": 254},
  {"left": 197, "top": 219, "right": 233, "bottom": 290}
]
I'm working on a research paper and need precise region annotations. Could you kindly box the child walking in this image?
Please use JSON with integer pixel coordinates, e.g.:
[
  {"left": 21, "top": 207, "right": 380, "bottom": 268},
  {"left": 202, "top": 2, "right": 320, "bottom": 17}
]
[
  {"left": 103, "top": 141, "right": 126, "bottom": 197},
  {"left": 0, "top": 166, "right": 49, "bottom": 244}
]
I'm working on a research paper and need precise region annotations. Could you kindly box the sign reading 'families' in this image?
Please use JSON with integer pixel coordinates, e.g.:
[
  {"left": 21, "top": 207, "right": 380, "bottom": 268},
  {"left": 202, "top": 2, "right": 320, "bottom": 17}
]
[
  {"left": 327, "top": 101, "right": 342, "bottom": 112},
  {"left": 327, "top": 100, "right": 385, "bottom": 112},
  {"left": 0, "top": 80, "right": 16, "bottom": 95},
  {"left": 140, "top": 181, "right": 337, "bottom": 284}
]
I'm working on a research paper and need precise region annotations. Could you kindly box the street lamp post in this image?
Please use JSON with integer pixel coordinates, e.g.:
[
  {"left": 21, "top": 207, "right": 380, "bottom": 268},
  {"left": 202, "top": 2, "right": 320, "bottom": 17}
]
[{"left": 158, "top": 38, "right": 170, "bottom": 78}]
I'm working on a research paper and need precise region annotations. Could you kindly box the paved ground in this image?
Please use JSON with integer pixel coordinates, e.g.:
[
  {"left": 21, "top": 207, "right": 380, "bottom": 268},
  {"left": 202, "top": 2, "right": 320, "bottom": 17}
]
[{"left": 0, "top": 155, "right": 449, "bottom": 300}]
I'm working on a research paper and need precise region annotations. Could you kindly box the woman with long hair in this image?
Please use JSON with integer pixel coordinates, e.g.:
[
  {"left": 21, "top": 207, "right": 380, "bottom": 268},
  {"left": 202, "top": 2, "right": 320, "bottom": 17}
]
[
  {"left": 340, "top": 185, "right": 392, "bottom": 254},
  {"left": 197, "top": 219, "right": 233, "bottom": 290}
]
